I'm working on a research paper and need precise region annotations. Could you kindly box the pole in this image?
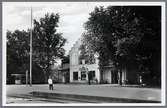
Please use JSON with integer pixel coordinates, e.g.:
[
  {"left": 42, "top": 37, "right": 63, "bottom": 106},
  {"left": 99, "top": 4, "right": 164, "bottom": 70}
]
[
  {"left": 30, "top": 7, "right": 32, "bottom": 86},
  {"left": 26, "top": 70, "right": 28, "bottom": 86}
]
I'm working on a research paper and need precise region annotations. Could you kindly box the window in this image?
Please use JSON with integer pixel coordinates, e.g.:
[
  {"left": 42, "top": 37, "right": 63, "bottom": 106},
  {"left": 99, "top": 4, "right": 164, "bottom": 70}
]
[
  {"left": 81, "top": 71, "right": 86, "bottom": 80},
  {"left": 73, "top": 72, "right": 78, "bottom": 80}
]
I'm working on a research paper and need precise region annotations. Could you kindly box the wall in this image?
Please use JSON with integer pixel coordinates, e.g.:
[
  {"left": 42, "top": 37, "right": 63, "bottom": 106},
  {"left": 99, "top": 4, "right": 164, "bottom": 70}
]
[
  {"left": 103, "top": 69, "right": 111, "bottom": 83},
  {"left": 70, "top": 64, "right": 100, "bottom": 83}
]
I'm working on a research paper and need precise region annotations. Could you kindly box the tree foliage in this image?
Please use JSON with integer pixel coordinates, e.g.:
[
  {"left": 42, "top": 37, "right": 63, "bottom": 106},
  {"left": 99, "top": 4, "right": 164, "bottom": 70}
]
[
  {"left": 7, "top": 30, "right": 30, "bottom": 84},
  {"left": 7, "top": 30, "right": 30, "bottom": 75},
  {"left": 81, "top": 6, "right": 161, "bottom": 85},
  {"left": 7, "top": 13, "right": 67, "bottom": 84},
  {"left": 33, "top": 13, "right": 66, "bottom": 82},
  {"left": 79, "top": 43, "right": 95, "bottom": 64}
]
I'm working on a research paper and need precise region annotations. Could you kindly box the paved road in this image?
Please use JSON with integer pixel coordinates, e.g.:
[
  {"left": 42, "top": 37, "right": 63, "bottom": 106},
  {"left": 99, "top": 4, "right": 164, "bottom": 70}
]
[
  {"left": 6, "top": 84, "right": 161, "bottom": 104},
  {"left": 7, "top": 96, "right": 55, "bottom": 104},
  {"left": 7, "top": 95, "right": 89, "bottom": 103}
]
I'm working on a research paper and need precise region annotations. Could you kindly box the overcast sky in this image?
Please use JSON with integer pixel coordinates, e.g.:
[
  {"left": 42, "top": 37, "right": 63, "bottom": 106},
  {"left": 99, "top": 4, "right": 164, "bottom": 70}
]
[
  {"left": 3, "top": 2, "right": 160, "bottom": 55},
  {"left": 3, "top": 2, "right": 113, "bottom": 55}
]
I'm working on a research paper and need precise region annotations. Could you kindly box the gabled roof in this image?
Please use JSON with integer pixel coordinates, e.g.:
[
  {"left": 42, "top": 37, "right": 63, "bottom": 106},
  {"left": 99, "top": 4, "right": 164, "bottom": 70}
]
[{"left": 69, "top": 38, "right": 81, "bottom": 55}]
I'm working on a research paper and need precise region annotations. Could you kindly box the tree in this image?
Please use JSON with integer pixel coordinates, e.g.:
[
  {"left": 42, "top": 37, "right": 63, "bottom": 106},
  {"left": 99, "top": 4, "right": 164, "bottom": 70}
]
[
  {"left": 134, "top": 7, "right": 161, "bottom": 85},
  {"left": 33, "top": 13, "right": 66, "bottom": 82},
  {"left": 7, "top": 13, "right": 67, "bottom": 84},
  {"left": 79, "top": 43, "right": 95, "bottom": 64},
  {"left": 82, "top": 6, "right": 161, "bottom": 85},
  {"left": 7, "top": 30, "right": 46, "bottom": 84},
  {"left": 7, "top": 30, "right": 30, "bottom": 83}
]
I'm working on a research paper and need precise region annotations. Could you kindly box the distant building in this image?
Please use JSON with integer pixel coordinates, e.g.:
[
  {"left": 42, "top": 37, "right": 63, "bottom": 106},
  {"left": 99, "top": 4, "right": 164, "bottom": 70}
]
[
  {"left": 50, "top": 63, "right": 62, "bottom": 83},
  {"left": 51, "top": 57, "right": 70, "bottom": 83},
  {"left": 7, "top": 67, "right": 27, "bottom": 84},
  {"left": 61, "top": 56, "right": 70, "bottom": 83},
  {"left": 7, "top": 73, "right": 26, "bottom": 84}
]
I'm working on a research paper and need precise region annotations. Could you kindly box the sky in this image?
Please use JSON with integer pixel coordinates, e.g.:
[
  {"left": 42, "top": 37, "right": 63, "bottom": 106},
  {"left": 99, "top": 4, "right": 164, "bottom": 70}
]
[
  {"left": 3, "top": 2, "right": 161, "bottom": 55},
  {"left": 3, "top": 2, "right": 112, "bottom": 55}
]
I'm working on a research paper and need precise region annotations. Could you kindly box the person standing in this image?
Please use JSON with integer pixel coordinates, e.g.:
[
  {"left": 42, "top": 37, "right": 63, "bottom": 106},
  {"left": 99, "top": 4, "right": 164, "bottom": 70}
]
[{"left": 48, "top": 76, "right": 53, "bottom": 90}]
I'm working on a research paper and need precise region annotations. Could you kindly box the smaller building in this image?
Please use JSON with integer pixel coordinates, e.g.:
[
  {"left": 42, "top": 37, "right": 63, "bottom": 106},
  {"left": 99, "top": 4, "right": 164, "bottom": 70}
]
[
  {"left": 50, "top": 63, "right": 62, "bottom": 83},
  {"left": 7, "top": 68, "right": 28, "bottom": 84},
  {"left": 51, "top": 57, "right": 70, "bottom": 83},
  {"left": 9, "top": 74, "right": 26, "bottom": 84},
  {"left": 61, "top": 56, "right": 70, "bottom": 83}
]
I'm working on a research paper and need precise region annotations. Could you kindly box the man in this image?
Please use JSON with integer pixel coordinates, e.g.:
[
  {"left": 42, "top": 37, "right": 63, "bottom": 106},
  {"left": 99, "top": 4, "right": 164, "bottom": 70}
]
[{"left": 48, "top": 76, "right": 53, "bottom": 90}]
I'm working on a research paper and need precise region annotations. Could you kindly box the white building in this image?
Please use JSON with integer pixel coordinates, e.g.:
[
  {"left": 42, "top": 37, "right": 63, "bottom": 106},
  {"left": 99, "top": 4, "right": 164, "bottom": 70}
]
[
  {"left": 69, "top": 39, "right": 100, "bottom": 83},
  {"left": 69, "top": 39, "right": 129, "bottom": 84}
]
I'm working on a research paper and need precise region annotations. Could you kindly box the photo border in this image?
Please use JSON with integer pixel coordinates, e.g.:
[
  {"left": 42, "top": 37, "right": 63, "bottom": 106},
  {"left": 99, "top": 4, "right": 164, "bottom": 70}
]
[{"left": 1, "top": 1, "right": 166, "bottom": 107}]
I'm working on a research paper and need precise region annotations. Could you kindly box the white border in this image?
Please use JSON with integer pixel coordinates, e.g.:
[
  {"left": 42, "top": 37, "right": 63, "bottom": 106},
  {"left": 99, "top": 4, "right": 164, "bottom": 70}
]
[
  {"left": 161, "top": 2, "right": 166, "bottom": 106},
  {"left": 2, "top": 2, "right": 7, "bottom": 106},
  {"left": 2, "top": 2, "right": 166, "bottom": 106}
]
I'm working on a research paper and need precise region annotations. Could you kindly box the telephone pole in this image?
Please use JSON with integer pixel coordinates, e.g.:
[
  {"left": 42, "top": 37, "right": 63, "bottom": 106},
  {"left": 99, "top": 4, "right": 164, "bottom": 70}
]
[{"left": 30, "top": 7, "right": 33, "bottom": 86}]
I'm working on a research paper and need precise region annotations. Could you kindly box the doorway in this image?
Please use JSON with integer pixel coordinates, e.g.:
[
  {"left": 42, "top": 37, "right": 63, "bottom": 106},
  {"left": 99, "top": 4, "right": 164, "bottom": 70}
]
[
  {"left": 88, "top": 71, "right": 95, "bottom": 80},
  {"left": 111, "top": 70, "right": 118, "bottom": 84}
]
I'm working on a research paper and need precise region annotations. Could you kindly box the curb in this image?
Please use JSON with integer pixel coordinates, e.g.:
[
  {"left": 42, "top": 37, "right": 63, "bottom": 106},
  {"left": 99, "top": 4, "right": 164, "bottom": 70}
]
[{"left": 30, "top": 91, "right": 161, "bottom": 103}]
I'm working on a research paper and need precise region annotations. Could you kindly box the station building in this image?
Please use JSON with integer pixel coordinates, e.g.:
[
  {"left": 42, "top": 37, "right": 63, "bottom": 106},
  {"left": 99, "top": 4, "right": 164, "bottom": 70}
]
[{"left": 69, "top": 39, "right": 131, "bottom": 84}]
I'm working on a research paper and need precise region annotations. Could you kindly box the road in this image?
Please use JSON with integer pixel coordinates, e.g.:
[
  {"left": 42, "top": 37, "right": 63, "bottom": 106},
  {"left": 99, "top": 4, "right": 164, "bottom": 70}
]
[
  {"left": 6, "top": 84, "right": 161, "bottom": 104},
  {"left": 7, "top": 96, "right": 55, "bottom": 104},
  {"left": 7, "top": 95, "right": 91, "bottom": 103}
]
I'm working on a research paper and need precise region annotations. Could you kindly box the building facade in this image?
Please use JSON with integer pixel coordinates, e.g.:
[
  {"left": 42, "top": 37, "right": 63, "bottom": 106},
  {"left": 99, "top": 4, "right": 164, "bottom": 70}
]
[
  {"left": 69, "top": 39, "right": 100, "bottom": 83},
  {"left": 69, "top": 39, "right": 131, "bottom": 84}
]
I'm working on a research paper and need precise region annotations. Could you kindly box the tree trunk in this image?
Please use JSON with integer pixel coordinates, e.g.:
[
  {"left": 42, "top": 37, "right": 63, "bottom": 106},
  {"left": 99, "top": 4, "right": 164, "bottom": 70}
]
[
  {"left": 44, "top": 70, "right": 48, "bottom": 84},
  {"left": 119, "top": 69, "right": 122, "bottom": 85}
]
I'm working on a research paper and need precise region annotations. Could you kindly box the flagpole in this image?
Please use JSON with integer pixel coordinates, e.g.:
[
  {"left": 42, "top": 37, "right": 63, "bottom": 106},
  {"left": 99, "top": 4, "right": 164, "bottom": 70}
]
[{"left": 30, "top": 7, "right": 32, "bottom": 86}]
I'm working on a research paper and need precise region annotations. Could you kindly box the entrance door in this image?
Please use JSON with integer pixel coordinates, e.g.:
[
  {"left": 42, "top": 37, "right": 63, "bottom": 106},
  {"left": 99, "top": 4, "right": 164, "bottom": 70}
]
[
  {"left": 81, "top": 71, "right": 86, "bottom": 80},
  {"left": 111, "top": 70, "right": 118, "bottom": 84},
  {"left": 88, "top": 71, "right": 95, "bottom": 80},
  {"left": 73, "top": 72, "right": 78, "bottom": 81}
]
